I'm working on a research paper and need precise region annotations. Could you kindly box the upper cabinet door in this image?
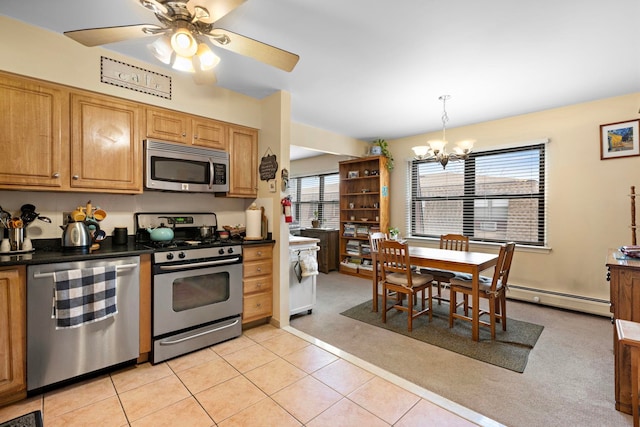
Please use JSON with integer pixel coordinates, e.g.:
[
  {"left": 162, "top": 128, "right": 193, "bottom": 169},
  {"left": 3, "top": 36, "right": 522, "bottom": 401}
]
[
  {"left": 0, "top": 74, "right": 67, "bottom": 189},
  {"left": 145, "top": 107, "right": 191, "bottom": 144},
  {"left": 192, "top": 118, "right": 227, "bottom": 150},
  {"left": 70, "top": 93, "right": 142, "bottom": 193},
  {"left": 227, "top": 125, "right": 258, "bottom": 197}
]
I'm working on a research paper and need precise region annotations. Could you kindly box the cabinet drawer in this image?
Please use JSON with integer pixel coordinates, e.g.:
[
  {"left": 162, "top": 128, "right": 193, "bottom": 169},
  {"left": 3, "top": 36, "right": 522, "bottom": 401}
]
[
  {"left": 244, "top": 275, "right": 273, "bottom": 294},
  {"left": 243, "top": 292, "right": 272, "bottom": 322},
  {"left": 243, "top": 245, "right": 273, "bottom": 262},
  {"left": 244, "top": 260, "right": 272, "bottom": 278}
]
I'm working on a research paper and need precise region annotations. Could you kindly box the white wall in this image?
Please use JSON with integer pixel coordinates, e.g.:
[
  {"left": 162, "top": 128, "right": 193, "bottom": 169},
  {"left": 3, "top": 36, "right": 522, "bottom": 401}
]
[{"left": 387, "top": 93, "right": 640, "bottom": 314}]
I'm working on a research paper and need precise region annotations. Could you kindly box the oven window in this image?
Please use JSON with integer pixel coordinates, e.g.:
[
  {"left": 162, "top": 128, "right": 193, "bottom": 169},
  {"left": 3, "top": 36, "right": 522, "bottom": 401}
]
[{"left": 172, "top": 271, "right": 230, "bottom": 312}]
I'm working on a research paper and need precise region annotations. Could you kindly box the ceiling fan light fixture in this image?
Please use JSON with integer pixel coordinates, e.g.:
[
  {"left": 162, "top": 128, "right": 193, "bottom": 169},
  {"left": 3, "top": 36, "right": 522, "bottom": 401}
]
[
  {"left": 148, "top": 36, "right": 173, "bottom": 64},
  {"left": 194, "top": 43, "right": 220, "bottom": 70},
  {"left": 171, "top": 27, "right": 198, "bottom": 57},
  {"left": 172, "top": 54, "right": 195, "bottom": 72}
]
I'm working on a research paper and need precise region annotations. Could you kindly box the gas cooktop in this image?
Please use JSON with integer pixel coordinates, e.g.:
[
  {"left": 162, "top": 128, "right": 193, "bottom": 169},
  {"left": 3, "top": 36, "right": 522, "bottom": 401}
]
[{"left": 135, "top": 212, "right": 224, "bottom": 245}]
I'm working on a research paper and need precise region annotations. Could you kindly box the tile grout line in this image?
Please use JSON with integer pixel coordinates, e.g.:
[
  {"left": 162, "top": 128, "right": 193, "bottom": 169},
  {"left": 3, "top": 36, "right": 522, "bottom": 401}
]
[{"left": 284, "top": 325, "right": 505, "bottom": 427}]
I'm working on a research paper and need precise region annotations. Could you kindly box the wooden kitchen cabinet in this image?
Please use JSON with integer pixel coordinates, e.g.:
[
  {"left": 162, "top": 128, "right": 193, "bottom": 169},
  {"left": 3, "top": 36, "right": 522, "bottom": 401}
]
[
  {"left": 0, "top": 265, "right": 26, "bottom": 407},
  {"left": 300, "top": 228, "right": 339, "bottom": 273},
  {"left": 607, "top": 249, "right": 640, "bottom": 414},
  {"left": 242, "top": 244, "right": 273, "bottom": 324},
  {"left": 70, "top": 92, "right": 143, "bottom": 193},
  {"left": 226, "top": 125, "right": 258, "bottom": 198},
  {"left": 0, "top": 72, "right": 68, "bottom": 190},
  {"left": 145, "top": 107, "right": 228, "bottom": 150}
]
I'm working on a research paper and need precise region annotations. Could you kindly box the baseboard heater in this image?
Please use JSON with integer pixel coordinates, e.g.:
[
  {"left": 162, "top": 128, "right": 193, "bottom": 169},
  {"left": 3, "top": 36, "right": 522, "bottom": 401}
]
[{"left": 507, "top": 284, "right": 611, "bottom": 317}]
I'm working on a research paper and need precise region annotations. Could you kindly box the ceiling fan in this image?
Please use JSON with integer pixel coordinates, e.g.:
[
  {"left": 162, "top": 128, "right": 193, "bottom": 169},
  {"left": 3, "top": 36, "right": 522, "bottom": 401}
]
[{"left": 64, "top": 0, "right": 299, "bottom": 84}]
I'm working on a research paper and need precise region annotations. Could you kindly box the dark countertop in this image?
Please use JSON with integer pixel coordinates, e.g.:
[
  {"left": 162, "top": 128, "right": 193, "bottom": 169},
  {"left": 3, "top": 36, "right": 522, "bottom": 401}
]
[
  {"left": 0, "top": 237, "right": 276, "bottom": 267},
  {"left": 0, "top": 238, "right": 153, "bottom": 267}
]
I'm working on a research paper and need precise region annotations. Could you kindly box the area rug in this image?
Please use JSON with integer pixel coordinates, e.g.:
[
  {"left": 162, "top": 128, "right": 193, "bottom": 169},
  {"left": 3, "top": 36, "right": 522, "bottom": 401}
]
[
  {"left": 0, "top": 411, "right": 43, "bottom": 427},
  {"left": 340, "top": 299, "right": 544, "bottom": 373}
]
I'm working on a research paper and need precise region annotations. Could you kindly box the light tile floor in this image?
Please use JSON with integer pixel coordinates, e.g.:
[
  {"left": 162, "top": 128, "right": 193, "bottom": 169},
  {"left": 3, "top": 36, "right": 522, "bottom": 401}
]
[{"left": 0, "top": 324, "right": 501, "bottom": 426}]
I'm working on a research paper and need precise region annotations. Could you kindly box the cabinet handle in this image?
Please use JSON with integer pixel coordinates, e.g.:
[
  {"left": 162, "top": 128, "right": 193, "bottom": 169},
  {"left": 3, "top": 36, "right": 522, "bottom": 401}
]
[
  {"left": 256, "top": 303, "right": 262, "bottom": 308},
  {"left": 72, "top": 175, "right": 79, "bottom": 180},
  {"left": 256, "top": 282, "right": 262, "bottom": 288},
  {"left": 182, "top": 132, "right": 187, "bottom": 137},
  {"left": 257, "top": 251, "right": 262, "bottom": 256},
  {"left": 194, "top": 135, "right": 198, "bottom": 139},
  {"left": 256, "top": 267, "right": 262, "bottom": 272},
  {"left": 52, "top": 172, "right": 60, "bottom": 178}
]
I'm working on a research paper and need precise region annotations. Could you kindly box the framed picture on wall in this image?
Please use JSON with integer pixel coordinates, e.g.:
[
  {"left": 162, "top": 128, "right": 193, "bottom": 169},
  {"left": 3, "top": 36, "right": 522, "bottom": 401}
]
[{"left": 600, "top": 119, "right": 640, "bottom": 160}]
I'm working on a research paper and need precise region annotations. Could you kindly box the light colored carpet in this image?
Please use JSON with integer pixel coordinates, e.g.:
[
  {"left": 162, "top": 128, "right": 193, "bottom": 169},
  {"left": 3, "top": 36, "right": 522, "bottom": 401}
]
[
  {"left": 340, "top": 298, "right": 543, "bottom": 372},
  {"left": 289, "top": 271, "right": 632, "bottom": 427}
]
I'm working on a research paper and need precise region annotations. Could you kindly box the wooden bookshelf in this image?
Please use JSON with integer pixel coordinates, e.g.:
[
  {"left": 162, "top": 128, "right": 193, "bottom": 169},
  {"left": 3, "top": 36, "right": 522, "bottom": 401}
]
[{"left": 338, "top": 156, "right": 389, "bottom": 278}]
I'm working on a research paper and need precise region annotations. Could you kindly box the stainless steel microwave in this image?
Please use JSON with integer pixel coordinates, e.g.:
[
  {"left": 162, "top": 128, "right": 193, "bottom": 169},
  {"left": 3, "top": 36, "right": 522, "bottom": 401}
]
[{"left": 144, "top": 139, "right": 229, "bottom": 193}]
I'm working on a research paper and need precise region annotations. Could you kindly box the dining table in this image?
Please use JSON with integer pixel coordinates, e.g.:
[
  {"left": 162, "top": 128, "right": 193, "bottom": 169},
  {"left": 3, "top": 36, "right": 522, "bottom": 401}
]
[{"left": 372, "top": 245, "right": 499, "bottom": 341}]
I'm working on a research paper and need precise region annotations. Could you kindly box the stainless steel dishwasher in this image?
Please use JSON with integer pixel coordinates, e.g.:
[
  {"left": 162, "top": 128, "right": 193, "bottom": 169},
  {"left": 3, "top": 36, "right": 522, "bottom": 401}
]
[{"left": 26, "top": 256, "right": 140, "bottom": 391}]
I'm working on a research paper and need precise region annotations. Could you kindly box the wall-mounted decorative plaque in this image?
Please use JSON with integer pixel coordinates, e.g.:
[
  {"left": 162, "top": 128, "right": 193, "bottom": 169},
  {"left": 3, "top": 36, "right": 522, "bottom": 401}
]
[{"left": 100, "top": 56, "right": 172, "bottom": 99}]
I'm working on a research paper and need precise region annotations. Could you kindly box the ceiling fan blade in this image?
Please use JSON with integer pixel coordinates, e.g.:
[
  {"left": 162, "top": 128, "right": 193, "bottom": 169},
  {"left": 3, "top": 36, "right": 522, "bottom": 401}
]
[
  {"left": 193, "top": 69, "right": 217, "bottom": 85},
  {"left": 64, "top": 24, "right": 164, "bottom": 47},
  {"left": 187, "top": 0, "right": 246, "bottom": 24},
  {"left": 206, "top": 28, "right": 299, "bottom": 72}
]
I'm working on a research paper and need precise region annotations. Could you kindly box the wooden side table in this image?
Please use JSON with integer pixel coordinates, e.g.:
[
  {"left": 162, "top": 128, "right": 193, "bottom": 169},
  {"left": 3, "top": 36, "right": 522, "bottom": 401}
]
[{"left": 616, "top": 318, "right": 640, "bottom": 427}]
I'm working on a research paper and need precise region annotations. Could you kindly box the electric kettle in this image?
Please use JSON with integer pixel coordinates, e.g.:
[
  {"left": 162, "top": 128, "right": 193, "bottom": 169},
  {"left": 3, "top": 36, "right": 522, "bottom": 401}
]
[{"left": 60, "top": 222, "right": 92, "bottom": 248}]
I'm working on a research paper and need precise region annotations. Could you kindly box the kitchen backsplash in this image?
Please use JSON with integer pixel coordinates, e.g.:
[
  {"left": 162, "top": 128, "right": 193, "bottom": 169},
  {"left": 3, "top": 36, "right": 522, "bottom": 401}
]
[{"left": 0, "top": 190, "right": 250, "bottom": 240}]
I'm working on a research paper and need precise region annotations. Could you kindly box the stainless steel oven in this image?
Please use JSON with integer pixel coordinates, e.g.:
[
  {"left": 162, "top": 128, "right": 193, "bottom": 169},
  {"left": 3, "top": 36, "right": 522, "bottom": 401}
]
[{"left": 135, "top": 212, "right": 244, "bottom": 364}]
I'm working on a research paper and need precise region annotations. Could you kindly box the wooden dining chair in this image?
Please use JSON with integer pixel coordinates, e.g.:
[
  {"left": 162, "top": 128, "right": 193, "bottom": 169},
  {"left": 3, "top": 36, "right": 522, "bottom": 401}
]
[
  {"left": 379, "top": 239, "right": 434, "bottom": 331},
  {"left": 420, "top": 233, "right": 470, "bottom": 305},
  {"left": 369, "top": 232, "right": 387, "bottom": 312},
  {"left": 448, "top": 242, "right": 516, "bottom": 339}
]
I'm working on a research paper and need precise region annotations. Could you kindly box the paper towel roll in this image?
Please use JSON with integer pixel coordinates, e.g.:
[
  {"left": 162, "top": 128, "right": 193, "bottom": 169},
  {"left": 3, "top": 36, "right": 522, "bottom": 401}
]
[{"left": 246, "top": 206, "right": 263, "bottom": 239}]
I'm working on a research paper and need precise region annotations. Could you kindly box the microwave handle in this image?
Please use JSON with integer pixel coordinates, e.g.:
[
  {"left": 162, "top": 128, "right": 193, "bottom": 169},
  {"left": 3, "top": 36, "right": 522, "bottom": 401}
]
[{"left": 208, "top": 158, "right": 214, "bottom": 190}]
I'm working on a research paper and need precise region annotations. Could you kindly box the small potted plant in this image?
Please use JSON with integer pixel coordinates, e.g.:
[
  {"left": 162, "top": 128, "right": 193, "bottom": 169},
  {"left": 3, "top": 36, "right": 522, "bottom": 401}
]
[
  {"left": 371, "top": 138, "right": 394, "bottom": 171},
  {"left": 388, "top": 227, "right": 400, "bottom": 240},
  {"left": 311, "top": 211, "right": 320, "bottom": 228}
]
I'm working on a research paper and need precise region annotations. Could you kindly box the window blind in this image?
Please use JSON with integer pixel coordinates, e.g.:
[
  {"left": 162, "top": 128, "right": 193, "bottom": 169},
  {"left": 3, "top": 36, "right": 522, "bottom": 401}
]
[
  {"left": 290, "top": 173, "right": 340, "bottom": 229},
  {"left": 410, "top": 142, "right": 547, "bottom": 246}
]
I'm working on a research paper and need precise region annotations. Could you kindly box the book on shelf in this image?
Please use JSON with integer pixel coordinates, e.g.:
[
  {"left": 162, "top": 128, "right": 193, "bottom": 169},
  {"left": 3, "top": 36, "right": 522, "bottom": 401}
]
[
  {"left": 343, "top": 222, "right": 356, "bottom": 237},
  {"left": 346, "top": 239, "right": 361, "bottom": 255},
  {"left": 356, "top": 225, "right": 369, "bottom": 236}
]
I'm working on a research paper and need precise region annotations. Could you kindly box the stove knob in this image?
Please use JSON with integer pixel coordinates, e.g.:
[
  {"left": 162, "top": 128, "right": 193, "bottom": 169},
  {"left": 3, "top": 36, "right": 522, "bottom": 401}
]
[
  {"left": 178, "top": 252, "right": 186, "bottom": 259},
  {"left": 227, "top": 247, "right": 234, "bottom": 254},
  {"left": 219, "top": 248, "right": 225, "bottom": 255},
  {"left": 166, "top": 253, "right": 174, "bottom": 260}
]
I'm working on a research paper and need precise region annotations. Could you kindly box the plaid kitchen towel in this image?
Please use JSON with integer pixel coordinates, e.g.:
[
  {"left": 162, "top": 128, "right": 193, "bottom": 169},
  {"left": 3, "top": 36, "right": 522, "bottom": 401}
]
[{"left": 52, "top": 266, "right": 117, "bottom": 329}]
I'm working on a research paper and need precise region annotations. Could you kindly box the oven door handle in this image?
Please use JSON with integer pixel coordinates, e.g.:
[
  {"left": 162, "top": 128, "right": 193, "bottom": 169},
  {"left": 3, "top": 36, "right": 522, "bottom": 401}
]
[
  {"left": 158, "top": 257, "right": 241, "bottom": 271},
  {"left": 159, "top": 318, "right": 240, "bottom": 345}
]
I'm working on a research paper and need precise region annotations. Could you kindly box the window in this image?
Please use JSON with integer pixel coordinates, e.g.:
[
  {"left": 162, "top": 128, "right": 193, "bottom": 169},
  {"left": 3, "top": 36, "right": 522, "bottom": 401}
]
[
  {"left": 410, "top": 142, "right": 546, "bottom": 246},
  {"left": 290, "top": 173, "right": 340, "bottom": 229}
]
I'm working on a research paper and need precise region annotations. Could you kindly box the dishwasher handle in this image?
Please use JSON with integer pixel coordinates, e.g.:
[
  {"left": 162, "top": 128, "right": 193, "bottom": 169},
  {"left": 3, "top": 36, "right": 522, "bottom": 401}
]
[{"left": 32, "top": 263, "right": 138, "bottom": 279}]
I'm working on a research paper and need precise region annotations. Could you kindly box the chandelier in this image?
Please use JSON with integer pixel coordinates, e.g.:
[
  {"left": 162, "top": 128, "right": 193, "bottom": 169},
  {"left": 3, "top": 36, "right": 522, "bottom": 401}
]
[{"left": 412, "top": 95, "right": 474, "bottom": 168}]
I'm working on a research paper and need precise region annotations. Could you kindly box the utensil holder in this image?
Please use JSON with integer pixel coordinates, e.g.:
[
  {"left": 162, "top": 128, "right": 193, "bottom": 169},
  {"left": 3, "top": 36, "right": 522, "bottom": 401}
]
[{"left": 9, "top": 228, "right": 23, "bottom": 251}]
